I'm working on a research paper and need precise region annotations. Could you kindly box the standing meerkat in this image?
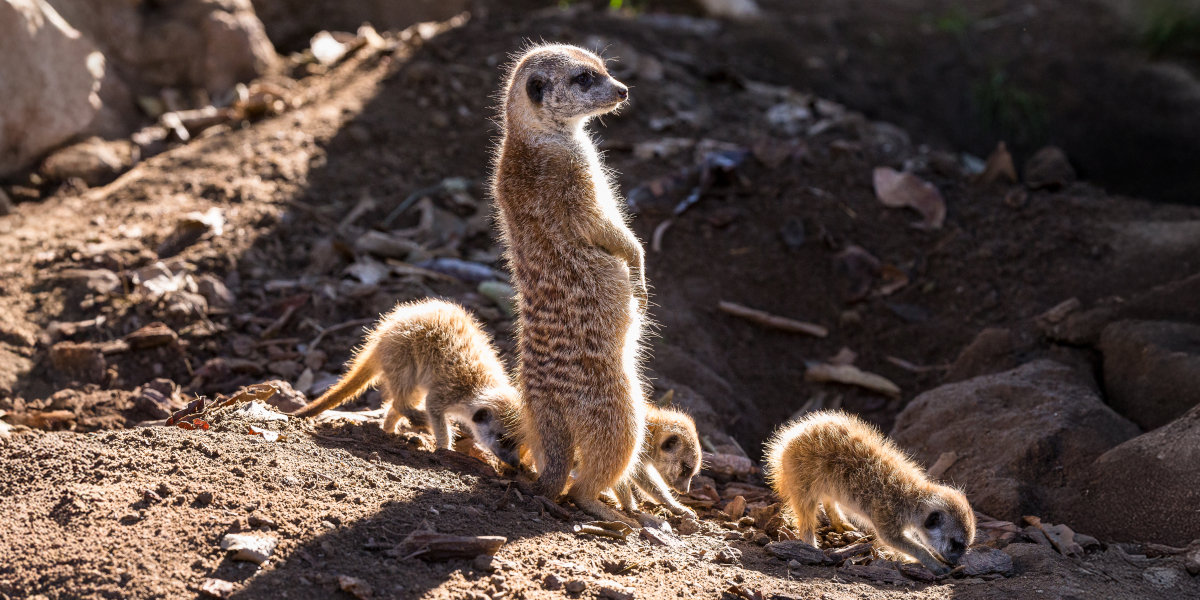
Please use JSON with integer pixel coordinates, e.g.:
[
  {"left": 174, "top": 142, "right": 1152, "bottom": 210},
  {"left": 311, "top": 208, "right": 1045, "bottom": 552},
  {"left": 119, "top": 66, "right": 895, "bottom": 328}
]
[
  {"left": 613, "top": 405, "right": 702, "bottom": 517},
  {"left": 289, "top": 299, "right": 521, "bottom": 467},
  {"left": 765, "top": 411, "right": 975, "bottom": 575},
  {"left": 491, "top": 43, "right": 647, "bottom": 523}
]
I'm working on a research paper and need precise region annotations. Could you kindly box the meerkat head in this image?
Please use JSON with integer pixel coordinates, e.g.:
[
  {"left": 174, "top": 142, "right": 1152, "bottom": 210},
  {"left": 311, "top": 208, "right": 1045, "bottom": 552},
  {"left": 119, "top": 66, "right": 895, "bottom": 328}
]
[
  {"left": 912, "top": 485, "right": 976, "bottom": 567},
  {"left": 504, "top": 44, "right": 629, "bottom": 134},
  {"left": 462, "top": 388, "right": 523, "bottom": 468},
  {"left": 646, "top": 406, "right": 702, "bottom": 494}
]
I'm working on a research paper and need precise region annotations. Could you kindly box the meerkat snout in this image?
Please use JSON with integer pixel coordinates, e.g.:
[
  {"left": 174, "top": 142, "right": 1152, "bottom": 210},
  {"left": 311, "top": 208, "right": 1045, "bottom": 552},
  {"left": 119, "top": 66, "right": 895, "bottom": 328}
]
[
  {"left": 657, "top": 432, "right": 699, "bottom": 494},
  {"left": 915, "top": 496, "right": 973, "bottom": 566}
]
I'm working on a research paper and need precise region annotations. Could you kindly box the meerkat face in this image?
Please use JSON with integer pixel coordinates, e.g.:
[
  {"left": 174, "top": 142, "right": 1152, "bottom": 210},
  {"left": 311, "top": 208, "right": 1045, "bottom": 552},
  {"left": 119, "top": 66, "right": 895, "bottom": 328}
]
[
  {"left": 508, "top": 44, "right": 629, "bottom": 131},
  {"left": 651, "top": 428, "right": 702, "bottom": 494},
  {"left": 913, "top": 490, "right": 976, "bottom": 567},
  {"left": 461, "top": 393, "right": 522, "bottom": 467}
]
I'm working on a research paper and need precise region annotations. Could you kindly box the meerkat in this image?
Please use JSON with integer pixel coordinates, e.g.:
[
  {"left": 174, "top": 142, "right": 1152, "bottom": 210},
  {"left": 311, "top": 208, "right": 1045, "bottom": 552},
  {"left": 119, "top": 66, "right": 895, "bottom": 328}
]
[
  {"left": 612, "top": 404, "right": 702, "bottom": 517},
  {"left": 289, "top": 299, "right": 521, "bottom": 467},
  {"left": 491, "top": 43, "right": 648, "bottom": 524},
  {"left": 765, "top": 411, "right": 975, "bottom": 575}
]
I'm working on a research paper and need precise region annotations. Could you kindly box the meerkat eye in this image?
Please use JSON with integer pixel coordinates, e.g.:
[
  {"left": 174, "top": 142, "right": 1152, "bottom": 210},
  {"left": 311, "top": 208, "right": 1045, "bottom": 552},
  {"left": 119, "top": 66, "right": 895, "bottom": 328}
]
[
  {"left": 950, "top": 539, "right": 965, "bottom": 553},
  {"left": 526, "top": 76, "right": 545, "bottom": 103},
  {"left": 575, "top": 71, "right": 593, "bottom": 86},
  {"left": 660, "top": 434, "right": 680, "bottom": 452},
  {"left": 924, "top": 511, "right": 943, "bottom": 529},
  {"left": 472, "top": 409, "right": 491, "bottom": 423},
  {"left": 680, "top": 462, "right": 693, "bottom": 474}
]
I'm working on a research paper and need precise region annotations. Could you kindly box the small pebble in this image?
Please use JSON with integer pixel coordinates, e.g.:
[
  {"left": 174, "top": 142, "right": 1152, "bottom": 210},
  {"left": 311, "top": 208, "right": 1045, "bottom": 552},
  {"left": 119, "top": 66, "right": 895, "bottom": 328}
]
[
  {"left": 543, "top": 574, "right": 564, "bottom": 590},
  {"left": 565, "top": 580, "right": 586, "bottom": 594}
]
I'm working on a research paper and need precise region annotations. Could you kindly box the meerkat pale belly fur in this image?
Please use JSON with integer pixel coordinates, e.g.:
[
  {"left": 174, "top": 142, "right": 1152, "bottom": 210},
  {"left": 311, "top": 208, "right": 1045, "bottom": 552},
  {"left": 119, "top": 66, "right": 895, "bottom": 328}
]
[
  {"left": 491, "top": 44, "right": 648, "bottom": 523},
  {"left": 289, "top": 299, "right": 521, "bottom": 466},
  {"left": 612, "top": 405, "right": 702, "bottom": 517},
  {"left": 765, "top": 411, "right": 975, "bottom": 575}
]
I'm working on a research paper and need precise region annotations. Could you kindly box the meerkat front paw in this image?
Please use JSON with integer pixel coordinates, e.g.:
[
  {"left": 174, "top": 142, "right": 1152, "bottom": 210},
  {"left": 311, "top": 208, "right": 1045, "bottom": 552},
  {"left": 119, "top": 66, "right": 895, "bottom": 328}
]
[
  {"left": 668, "top": 504, "right": 697, "bottom": 518},
  {"left": 924, "top": 562, "right": 952, "bottom": 577}
]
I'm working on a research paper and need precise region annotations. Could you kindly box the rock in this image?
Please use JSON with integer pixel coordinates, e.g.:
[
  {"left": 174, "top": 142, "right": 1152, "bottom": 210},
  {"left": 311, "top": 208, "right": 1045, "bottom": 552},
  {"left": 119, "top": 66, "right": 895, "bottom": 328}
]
[
  {"left": 125, "top": 322, "right": 178, "bottom": 350},
  {"left": 1143, "top": 567, "right": 1184, "bottom": 588},
  {"left": 267, "top": 360, "right": 301, "bottom": 380},
  {"left": 49, "top": 341, "right": 107, "bottom": 382},
  {"left": 543, "top": 573, "right": 564, "bottom": 590},
  {"left": 337, "top": 575, "right": 372, "bottom": 600},
  {"left": 945, "top": 328, "right": 1015, "bottom": 383},
  {"left": 725, "top": 495, "right": 747, "bottom": 519},
  {"left": 39, "top": 137, "right": 138, "bottom": 186},
  {"left": 478, "top": 281, "right": 516, "bottom": 318},
  {"left": 158, "top": 208, "right": 224, "bottom": 259},
  {"left": 695, "top": 0, "right": 761, "bottom": 20},
  {"left": 200, "top": 3, "right": 278, "bottom": 95},
  {"left": 199, "top": 577, "right": 237, "bottom": 598},
  {"left": 0, "top": 0, "right": 104, "bottom": 177},
  {"left": 897, "top": 562, "right": 936, "bottom": 582},
  {"left": 56, "top": 268, "right": 121, "bottom": 295},
  {"left": 134, "top": 386, "right": 177, "bottom": 420},
  {"left": 891, "top": 360, "right": 1139, "bottom": 522},
  {"left": 1043, "top": 273, "right": 1200, "bottom": 346},
  {"left": 0, "top": 188, "right": 14, "bottom": 216},
  {"left": 196, "top": 274, "right": 236, "bottom": 309},
  {"left": 0, "top": 347, "right": 33, "bottom": 398},
  {"left": 219, "top": 533, "right": 278, "bottom": 564},
  {"left": 766, "top": 540, "right": 829, "bottom": 565},
  {"left": 1023, "top": 146, "right": 1075, "bottom": 189},
  {"left": 596, "top": 580, "right": 635, "bottom": 600},
  {"left": 640, "top": 526, "right": 683, "bottom": 547},
  {"left": 1073, "top": 403, "right": 1200, "bottom": 546},
  {"left": 1002, "top": 542, "right": 1072, "bottom": 577},
  {"left": 839, "top": 564, "right": 910, "bottom": 585},
  {"left": 678, "top": 517, "right": 701, "bottom": 535},
  {"left": 565, "top": 579, "right": 586, "bottom": 594},
  {"left": 1185, "top": 546, "right": 1200, "bottom": 576},
  {"left": 703, "top": 453, "right": 757, "bottom": 478},
  {"left": 960, "top": 548, "right": 1015, "bottom": 577},
  {"left": 1100, "top": 320, "right": 1200, "bottom": 430},
  {"left": 473, "top": 554, "right": 496, "bottom": 572}
]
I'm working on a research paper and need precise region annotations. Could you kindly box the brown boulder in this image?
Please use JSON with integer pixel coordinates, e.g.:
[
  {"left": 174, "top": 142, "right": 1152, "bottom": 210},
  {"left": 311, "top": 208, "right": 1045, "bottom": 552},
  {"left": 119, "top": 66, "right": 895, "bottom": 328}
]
[
  {"left": 1074, "top": 404, "right": 1200, "bottom": 546},
  {"left": 944, "top": 327, "right": 1015, "bottom": 383},
  {"left": 1100, "top": 320, "right": 1200, "bottom": 430},
  {"left": 40, "top": 137, "right": 138, "bottom": 186},
  {"left": 891, "top": 360, "right": 1139, "bottom": 522}
]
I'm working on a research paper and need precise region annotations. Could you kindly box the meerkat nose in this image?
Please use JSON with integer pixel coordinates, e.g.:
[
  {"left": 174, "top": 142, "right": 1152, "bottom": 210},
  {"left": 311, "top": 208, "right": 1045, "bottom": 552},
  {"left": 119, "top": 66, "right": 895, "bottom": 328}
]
[{"left": 616, "top": 84, "right": 629, "bottom": 100}]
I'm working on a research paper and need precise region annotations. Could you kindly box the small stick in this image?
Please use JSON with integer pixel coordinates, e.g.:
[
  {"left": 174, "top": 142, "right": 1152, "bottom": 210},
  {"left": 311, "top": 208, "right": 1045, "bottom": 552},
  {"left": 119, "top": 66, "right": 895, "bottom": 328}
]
[
  {"left": 307, "top": 318, "right": 375, "bottom": 350},
  {"left": 651, "top": 219, "right": 673, "bottom": 253},
  {"left": 535, "top": 496, "right": 572, "bottom": 521},
  {"left": 718, "top": 301, "right": 828, "bottom": 338}
]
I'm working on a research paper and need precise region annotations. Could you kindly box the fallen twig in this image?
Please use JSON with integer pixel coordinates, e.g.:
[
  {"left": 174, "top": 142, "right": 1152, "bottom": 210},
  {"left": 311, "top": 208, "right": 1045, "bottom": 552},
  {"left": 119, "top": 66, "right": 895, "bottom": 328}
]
[
  {"left": 308, "top": 318, "right": 376, "bottom": 350},
  {"left": 536, "top": 496, "right": 572, "bottom": 520},
  {"left": 718, "top": 301, "right": 828, "bottom": 338},
  {"left": 651, "top": 219, "right": 674, "bottom": 253}
]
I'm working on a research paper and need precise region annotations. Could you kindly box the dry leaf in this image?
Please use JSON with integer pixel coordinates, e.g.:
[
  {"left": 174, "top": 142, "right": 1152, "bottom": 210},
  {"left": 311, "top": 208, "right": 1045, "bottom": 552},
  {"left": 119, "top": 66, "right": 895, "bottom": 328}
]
[
  {"left": 973, "top": 141, "right": 1018, "bottom": 185},
  {"left": 872, "top": 167, "right": 946, "bottom": 229}
]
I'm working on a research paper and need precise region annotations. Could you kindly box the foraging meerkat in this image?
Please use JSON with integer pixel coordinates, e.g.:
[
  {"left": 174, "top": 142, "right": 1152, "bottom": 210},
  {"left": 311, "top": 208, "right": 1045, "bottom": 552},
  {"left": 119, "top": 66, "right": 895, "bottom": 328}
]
[
  {"left": 765, "top": 411, "right": 975, "bottom": 575},
  {"left": 491, "top": 44, "right": 647, "bottom": 523},
  {"left": 613, "top": 405, "right": 702, "bottom": 517},
  {"left": 289, "top": 299, "right": 521, "bottom": 466}
]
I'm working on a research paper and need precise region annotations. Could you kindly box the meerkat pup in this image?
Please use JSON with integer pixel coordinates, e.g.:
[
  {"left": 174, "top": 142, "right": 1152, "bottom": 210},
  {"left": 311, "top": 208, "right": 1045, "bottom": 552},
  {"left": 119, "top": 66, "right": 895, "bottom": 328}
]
[
  {"left": 612, "top": 405, "right": 702, "bottom": 517},
  {"left": 765, "top": 411, "right": 975, "bottom": 575},
  {"left": 289, "top": 299, "right": 521, "bottom": 467},
  {"left": 491, "top": 43, "right": 647, "bottom": 523}
]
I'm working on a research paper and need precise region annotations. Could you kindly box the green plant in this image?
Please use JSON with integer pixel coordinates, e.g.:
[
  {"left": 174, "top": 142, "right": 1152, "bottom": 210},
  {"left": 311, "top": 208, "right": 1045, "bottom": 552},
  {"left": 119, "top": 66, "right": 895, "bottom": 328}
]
[
  {"left": 1138, "top": 1, "right": 1200, "bottom": 56},
  {"left": 971, "top": 68, "right": 1048, "bottom": 146},
  {"left": 935, "top": 7, "right": 972, "bottom": 35}
]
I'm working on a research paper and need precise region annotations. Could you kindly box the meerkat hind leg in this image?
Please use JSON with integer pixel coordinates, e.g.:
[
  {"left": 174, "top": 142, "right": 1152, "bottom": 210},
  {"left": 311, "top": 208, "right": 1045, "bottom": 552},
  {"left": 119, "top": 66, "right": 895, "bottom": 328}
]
[
  {"left": 787, "top": 498, "right": 821, "bottom": 546},
  {"left": 824, "top": 500, "right": 857, "bottom": 533},
  {"left": 381, "top": 384, "right": 425, "bottom": 435},
  {"left": 612, "top": 480, "right": 639, "bottom": 514}
]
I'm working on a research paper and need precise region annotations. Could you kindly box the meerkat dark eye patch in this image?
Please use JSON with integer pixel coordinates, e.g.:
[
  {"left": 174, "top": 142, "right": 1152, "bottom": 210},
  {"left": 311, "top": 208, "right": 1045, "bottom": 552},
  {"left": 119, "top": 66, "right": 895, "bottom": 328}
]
[
  {"left": 924, "top": 511, "right": 943, "bottom": 529},
  {"left": 950, "top": 539, "right": 965, "bottom": 553},
  {"left": 661, "top": 434, "right": 680, "bottom": 452},
  {"left": 574, "top": 71, "right": 594, "bottom": 89},
  {"left": 472, "top": 409, "right": 491, "bottom": 423},
  {"left": 526, "top": 75, "right": 546, "bottom": 104}
]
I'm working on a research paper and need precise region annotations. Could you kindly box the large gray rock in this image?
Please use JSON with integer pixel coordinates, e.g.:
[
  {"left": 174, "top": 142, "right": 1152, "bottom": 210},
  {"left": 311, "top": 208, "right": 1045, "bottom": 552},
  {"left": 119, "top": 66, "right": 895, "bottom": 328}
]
[
  {"left": 0, "top": 0, "right": 105, "bottom": 177},
  {"left": 40, "top": 137, "right": 138, "bottom": 185},
  {"left": 891, "top": 360, "right": 1140, "bottom": 522},
  {"left": 1074, "top": 403, "right": 1200, "bottom": 546},
  {"left": 1043, "top": 272, "right": 1200, "bottom": 346},
  {"left": 1101, "top": 320, "right": 1200, "bottom": 430}
]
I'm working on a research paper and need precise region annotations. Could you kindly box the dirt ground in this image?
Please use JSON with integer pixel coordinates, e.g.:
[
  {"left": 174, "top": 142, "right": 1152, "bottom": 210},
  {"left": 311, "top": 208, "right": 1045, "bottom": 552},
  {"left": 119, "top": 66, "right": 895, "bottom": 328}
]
[{"left": 2, "top": 1, "right": 1200, "bottom": 599}]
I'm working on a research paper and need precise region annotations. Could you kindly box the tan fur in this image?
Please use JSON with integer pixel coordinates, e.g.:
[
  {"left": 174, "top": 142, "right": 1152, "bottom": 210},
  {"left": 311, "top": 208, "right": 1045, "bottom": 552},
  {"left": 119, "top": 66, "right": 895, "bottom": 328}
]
[
  {"left": 289, "top": 299, "right": 521, "bottom": 466},
  {"left": 765, "top": 411, "right": 976, "bottom": 574},
  {"left": 613, "top": 405, "right": 702, "bottom": 517},
  {"left": 491, "top": 43, "right": 646, "bottom": 524}
]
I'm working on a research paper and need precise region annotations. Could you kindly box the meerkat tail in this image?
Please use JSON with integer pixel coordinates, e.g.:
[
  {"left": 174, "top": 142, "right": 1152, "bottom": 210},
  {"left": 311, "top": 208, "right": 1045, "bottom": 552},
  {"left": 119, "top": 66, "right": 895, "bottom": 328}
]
[{"left": 290, "top": 355, "right": 379, "bottom": 417}]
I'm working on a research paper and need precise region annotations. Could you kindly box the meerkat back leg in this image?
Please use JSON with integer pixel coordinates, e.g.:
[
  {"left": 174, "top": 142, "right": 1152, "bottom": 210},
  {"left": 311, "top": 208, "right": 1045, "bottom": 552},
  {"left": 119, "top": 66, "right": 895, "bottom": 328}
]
[
  {"left": 612, "top": 479, "right": 638, "bottom": 514},
  {"left": 786, "top": 497, "right": 821, "bottom": 546},
  {"left": 381, "top": 382, "right": 425, "bottom": 435},
  {"left": 824, "top": 500, "right": 857, "bottom": 533},
  {"left": 634, "top": 464, "right": 696, "bottom": 517},
  {"left": 567, "top": 424, "right": 641, "bottom": 527}
]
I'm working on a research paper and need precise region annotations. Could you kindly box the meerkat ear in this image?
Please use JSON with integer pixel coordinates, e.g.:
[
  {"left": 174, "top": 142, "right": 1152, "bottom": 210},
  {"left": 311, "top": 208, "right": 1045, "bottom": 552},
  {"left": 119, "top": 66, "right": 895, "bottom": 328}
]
[{"left": 526, "top": 74, "right": 547, "bottom": 104}]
